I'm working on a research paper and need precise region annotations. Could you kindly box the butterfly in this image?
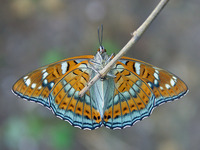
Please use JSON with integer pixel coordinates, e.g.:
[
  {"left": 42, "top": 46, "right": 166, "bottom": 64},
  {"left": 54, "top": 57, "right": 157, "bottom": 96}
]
[
  {"left": 12, "top": 45, "right": 188, "bottom": 130},
  {"left": 12, "top": 25, "right": 188, "bottom": 129}
]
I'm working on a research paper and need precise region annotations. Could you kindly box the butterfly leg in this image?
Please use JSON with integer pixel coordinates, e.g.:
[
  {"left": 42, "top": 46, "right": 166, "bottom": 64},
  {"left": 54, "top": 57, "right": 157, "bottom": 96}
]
[{"left": 105, "top": 53, "right": 115, "bottom": 64}]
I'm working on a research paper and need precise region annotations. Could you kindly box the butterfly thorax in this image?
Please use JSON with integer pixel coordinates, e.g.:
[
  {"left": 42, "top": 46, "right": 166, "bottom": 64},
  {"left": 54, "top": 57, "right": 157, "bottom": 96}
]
[
  {"left": 88, "top": 47, "right": 115, "bottom": 119},
  {"left": 89, "top": 46, "right": 112, "bottom": 72}
]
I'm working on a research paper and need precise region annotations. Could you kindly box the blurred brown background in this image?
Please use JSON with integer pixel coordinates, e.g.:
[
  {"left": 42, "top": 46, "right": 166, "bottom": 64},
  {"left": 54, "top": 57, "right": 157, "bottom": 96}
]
[{"left": 0, "top": 0, "right": 199, "bottom": 150}]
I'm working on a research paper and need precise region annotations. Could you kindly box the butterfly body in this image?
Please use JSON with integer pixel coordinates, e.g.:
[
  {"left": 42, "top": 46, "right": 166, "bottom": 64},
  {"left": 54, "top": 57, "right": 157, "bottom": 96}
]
[{"left": 12, "top": 47, "right": 188, "bottom": 130}]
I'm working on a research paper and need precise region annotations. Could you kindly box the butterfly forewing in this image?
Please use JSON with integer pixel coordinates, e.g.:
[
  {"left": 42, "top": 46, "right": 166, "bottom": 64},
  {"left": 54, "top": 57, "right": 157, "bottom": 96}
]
[
  {"left": 120, "top": 57, "right": 188, "bottom": 106},
  {"left": 12, "top": 56, "right": 93, "bottom": 106}
]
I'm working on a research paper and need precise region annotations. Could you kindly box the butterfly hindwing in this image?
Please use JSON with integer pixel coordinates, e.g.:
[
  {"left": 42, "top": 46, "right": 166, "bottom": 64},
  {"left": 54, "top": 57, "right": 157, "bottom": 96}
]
[
  {"left": 103, "top": 62, "right": 155, "bottom": 129},
  {"left": 49, "top": 61, "right": 102, "bottom": 129}
]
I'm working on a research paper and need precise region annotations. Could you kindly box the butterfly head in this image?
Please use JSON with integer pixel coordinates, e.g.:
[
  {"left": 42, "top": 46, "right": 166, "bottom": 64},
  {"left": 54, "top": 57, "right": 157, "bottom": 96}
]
[
  {"left": 97, "top": 25, "right": 107, "bottom": 55},
  {"left": 90, "top": 25, "right": 113, "bottom": 71},
  {"left": 97, "top": 46, "right": 106, "bottom": 54}
]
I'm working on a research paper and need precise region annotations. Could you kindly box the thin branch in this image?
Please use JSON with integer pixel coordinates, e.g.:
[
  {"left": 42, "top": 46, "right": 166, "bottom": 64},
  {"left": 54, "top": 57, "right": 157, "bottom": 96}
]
[{"left": 79, "top": 0, "right": 169, "bottom": 97}]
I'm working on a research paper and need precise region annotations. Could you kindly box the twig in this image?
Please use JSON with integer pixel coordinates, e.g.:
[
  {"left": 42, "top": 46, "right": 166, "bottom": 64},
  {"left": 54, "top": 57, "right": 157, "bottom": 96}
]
[{"left": 79, "top": 0, "right": 169, "bottom": 97}]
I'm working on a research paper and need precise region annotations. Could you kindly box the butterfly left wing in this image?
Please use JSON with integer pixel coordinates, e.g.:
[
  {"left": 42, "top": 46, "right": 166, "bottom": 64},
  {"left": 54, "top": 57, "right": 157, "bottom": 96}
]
[
  {"left": 12, "top": 55, "right": 103, "bottom": 130},
  {"left": 12, "top": 55, "right": 93, "bottom": 107}
]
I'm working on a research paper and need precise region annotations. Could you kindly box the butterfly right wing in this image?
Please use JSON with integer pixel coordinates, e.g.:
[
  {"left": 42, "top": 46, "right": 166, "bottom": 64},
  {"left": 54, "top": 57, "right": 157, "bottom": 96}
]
[{"left": 103, "top": 57, "right": 188, "bottom": 129}]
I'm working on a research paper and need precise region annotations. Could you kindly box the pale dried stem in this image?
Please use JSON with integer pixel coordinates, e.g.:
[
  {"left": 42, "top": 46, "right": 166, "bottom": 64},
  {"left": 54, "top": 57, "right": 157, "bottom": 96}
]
[{"left": 79, "top": 0, "right": 169, "bottom": 97}]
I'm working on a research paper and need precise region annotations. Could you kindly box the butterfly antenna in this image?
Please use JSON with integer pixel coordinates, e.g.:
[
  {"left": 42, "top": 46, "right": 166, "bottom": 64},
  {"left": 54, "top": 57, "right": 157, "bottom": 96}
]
[{"left": 98, "top": 24, "right": 103, "bottom": 48}]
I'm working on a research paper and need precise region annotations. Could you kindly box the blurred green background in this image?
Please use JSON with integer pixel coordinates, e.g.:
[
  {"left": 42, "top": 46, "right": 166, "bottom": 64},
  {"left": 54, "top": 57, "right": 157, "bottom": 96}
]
[{"left": 0, "top": 0, "right": 199, "bottom": 150}]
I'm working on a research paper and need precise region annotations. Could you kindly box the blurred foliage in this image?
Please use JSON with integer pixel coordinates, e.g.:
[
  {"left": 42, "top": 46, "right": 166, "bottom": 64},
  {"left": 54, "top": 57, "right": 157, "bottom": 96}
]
[
  {"left": 41, "top": 48, "right": 65, "bottom": 65},
  {"left": 3, "top": 115, "right": 75, "bottom": 150},
  {"left": 102, "top": 40, "right": 120, "bottom": 55}
]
